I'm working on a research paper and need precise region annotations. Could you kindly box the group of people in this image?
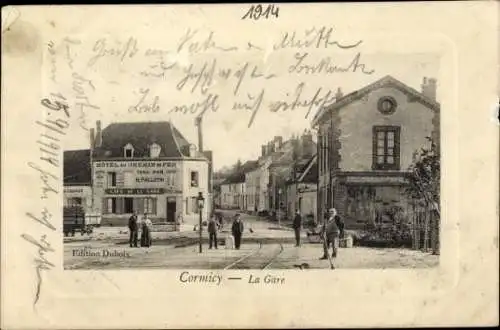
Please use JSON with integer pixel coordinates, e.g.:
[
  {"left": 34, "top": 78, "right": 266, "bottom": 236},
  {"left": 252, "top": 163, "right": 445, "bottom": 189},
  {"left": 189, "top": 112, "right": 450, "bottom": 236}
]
[
  {"left": 127, "top": 207, "right": 345, "bottom": 261},
  {"left": 128, "top": 211, "right": 153, "bottom": 248},
  {"left": 293, "top": 207, "right": 345, "bottom": 260},
  {"left": 207, "top": 213, "right": 244, "bottom": 250}
]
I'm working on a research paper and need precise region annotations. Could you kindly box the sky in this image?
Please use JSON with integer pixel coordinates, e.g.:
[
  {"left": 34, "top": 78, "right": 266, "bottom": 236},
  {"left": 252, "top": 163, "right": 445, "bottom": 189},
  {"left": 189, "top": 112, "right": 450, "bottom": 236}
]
[{"left": 49, "top": 7, "right": 442, "bottom": 171}]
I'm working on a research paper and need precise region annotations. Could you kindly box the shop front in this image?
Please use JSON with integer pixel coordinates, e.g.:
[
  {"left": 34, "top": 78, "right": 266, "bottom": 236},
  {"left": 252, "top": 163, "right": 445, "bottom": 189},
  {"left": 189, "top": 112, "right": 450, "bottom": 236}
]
[{"left": 93, "top": 160, "right": 185, "bottom": 225}]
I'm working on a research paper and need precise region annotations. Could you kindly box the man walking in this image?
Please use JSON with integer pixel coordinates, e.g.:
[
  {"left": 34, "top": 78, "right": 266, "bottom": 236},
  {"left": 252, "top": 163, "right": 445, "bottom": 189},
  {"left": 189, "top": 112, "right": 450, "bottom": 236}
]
[
  {"left": 320, "top": 208, "right": 342, "bottom": 260},
  {"left": 231, "top": 214, "right": 244, "bottom": 250},
  {"left": 208, "top": 215, "right": 219, "bottom": 249},
  {"left": 293, "top": 210, "right": 302, "bottom": 247},
  {"left": 128, "top": 211, "right": 138, "bottom": 248}
]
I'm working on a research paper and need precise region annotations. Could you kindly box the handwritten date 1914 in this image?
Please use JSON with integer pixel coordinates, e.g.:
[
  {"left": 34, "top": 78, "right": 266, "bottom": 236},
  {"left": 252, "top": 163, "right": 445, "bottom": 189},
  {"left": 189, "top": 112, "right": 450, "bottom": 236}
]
[{"left": 242, "top": 4, "right": 279, "bottom": 20}]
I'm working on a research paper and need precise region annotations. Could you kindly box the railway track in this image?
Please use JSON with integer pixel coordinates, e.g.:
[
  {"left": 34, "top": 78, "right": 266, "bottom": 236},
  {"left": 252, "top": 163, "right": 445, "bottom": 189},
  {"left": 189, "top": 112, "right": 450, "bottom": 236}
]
[{"left": 224, "top": 243, "right": 284, "bottom": 270}]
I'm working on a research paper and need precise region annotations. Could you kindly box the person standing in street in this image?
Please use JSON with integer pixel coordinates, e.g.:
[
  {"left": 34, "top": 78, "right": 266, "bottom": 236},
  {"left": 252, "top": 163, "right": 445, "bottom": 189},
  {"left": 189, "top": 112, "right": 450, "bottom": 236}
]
[
  {"left": 231, "top": 214, "right": 244, "bottom": 250},
  {"left": 128, "top": 211, "right": 139, "bottom": 248},
  {"left": 208, "top": 215, "right": 219, "bottom": 249},
  {"left": 293, "top": 210, "right": 302, "bottom": 247},
  {"left": 140, "top": 213, "right": 153, "bottom": 248},
  {"left": 320, "top": 208, "right": 341, "bottom": 260}
]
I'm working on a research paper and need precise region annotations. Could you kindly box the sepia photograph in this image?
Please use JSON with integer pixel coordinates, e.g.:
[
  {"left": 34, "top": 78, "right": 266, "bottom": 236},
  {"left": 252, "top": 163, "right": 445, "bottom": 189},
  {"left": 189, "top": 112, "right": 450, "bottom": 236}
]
[{"left": 2, "top": 3, "right": 498, "bottom": 329}]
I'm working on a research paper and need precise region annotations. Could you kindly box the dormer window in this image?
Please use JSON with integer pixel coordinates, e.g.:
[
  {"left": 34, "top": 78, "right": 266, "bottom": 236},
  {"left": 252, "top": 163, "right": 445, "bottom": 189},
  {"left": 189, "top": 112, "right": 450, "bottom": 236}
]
[
  {"left": 124, "top": 143, "right": 134, "bottom": 158},
  {"left": 150, "top": 143, "right": 161, "bottom": 158}
]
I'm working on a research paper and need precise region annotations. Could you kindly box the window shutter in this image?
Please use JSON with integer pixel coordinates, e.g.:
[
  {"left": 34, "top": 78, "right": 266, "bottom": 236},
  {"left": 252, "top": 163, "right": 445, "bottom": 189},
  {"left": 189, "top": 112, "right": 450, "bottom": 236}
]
[
  {"left": 102, "top": 198, "right": 108, "bottom": 214},
  {"left": 186, "top": 197, "right": 190, "bottom": 214},
  {"left": 395, "top": 127, "right": 401, "bottom": 170},
  {"left": 116, "top": 198, "right": 124, "bottom": 214},
  {"left": 152, "top": 198, "right": 157, "bottom": 215},
  {"left": 137, "top": 198, "right": 145, "bottom": 214}
]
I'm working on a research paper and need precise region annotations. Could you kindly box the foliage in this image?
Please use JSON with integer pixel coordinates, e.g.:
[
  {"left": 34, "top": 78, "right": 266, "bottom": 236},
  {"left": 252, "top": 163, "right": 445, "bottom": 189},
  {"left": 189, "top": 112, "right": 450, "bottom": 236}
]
[{"left": 405, "top": 137, "right": 440, "bottom": 212}]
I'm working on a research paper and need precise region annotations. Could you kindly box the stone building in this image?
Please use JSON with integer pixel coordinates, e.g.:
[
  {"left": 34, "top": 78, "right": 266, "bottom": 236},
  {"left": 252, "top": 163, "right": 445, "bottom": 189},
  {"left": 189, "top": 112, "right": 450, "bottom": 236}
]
[
  {"left": 89, "top": 120, "right": 211, "bottom": 226},
  {"left": 311, "top": 75, "right": 440, "bottom": 228}
]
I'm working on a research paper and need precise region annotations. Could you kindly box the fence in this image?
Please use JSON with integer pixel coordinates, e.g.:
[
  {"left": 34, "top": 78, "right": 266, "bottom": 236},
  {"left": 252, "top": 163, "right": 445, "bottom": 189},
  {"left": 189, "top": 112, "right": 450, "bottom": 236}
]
[{"left": 409, "top": 203, "right": 440, "bottom": 255}]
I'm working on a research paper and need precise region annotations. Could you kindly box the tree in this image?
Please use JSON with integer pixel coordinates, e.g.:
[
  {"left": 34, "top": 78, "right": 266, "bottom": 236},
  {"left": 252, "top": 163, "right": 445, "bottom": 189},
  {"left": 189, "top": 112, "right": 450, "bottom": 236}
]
[
  {"left": 406, "top": 137, "right": 440, "bottom": 213},
  {"left": 234, "top": 159, "right": 243, "bottom": 173},
  {"left": 405, "top": 137, "right": 440, "bottom": 254}
]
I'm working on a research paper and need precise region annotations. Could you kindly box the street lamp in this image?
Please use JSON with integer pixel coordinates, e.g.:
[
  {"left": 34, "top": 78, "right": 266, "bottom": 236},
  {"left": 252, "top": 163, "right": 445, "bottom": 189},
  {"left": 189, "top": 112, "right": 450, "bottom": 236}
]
[
  {"left": 278, "top": 188, "right": 282, "bottom": 228},
  {"left": 197, "top": 192, "right": 205, "bottom": 253}
]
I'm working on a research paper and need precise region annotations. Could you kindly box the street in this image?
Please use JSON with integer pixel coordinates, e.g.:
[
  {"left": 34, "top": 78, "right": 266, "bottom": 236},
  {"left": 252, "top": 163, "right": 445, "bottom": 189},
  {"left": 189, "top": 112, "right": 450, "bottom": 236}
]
[{"left": 64, "top": 211, "right": 439, "bottom": 270}]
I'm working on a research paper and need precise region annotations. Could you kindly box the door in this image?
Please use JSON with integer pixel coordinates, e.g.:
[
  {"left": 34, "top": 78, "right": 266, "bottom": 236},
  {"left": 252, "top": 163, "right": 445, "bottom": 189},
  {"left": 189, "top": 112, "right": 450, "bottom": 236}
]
[{"left": 166, "top": 197, "right": 177, "bottom": 222}]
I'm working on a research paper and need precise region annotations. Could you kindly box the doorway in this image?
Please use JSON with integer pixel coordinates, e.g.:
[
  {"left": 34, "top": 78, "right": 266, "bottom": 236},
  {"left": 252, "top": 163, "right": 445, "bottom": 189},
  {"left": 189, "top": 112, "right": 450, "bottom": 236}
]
[{"left": 166, "top": 197, "right": 177, "bottom": 222}]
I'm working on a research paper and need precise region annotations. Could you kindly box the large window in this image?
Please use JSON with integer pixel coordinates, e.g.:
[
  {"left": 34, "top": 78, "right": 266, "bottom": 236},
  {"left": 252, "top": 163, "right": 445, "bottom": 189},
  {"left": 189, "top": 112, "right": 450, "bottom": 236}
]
[
  {"left": 124, "top": 197, "right": 134, "bottom": 213},
  {"left": 372, "top": 126, "right": 401, "bottom": 170},
  {"left": 107, "top": 172, "right": 117, "bottom": 187},
  {"left": 144, "top": 198, "right": 157, "bottom": 214}
]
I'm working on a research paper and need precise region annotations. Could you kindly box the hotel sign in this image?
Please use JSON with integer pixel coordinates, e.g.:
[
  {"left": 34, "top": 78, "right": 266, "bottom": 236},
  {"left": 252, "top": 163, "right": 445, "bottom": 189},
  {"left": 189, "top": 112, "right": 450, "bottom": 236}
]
[
  {"left": 95, "top": 161, "right": 177, "bottom": 168},
  {"left": 105, "top": 188, "right": 182, "bottom": 195}
]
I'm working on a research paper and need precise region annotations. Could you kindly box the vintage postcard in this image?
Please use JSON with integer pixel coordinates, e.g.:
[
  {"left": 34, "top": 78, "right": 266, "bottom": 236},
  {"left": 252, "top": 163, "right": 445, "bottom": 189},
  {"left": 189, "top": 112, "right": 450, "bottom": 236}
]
[{"left": 1, "top": 2, "right": 498, "bottom": 329}]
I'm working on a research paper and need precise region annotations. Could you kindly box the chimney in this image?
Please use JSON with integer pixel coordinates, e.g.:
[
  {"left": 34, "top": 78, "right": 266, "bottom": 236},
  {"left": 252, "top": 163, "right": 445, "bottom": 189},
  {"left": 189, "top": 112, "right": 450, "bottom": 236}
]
[
  {"left": 269, "top": 141, "right": 276, "bottom": 153},
  {"left": 95, "top": 120, "right": 102, "bottom": 147},
  {"left": 89, "top": 128, "right": 95, "bottom": 149},
  {"left": 335, "top": 87, "right": 343, "bottom": 100},
  {"left": 195, "top": 116, "right": 203, "bottom": 152},
  {"left": 275, "top": 136, "right": 283, "bottom": 149},
  {"left": 421, "top": 77, "right": 437, "bottom": 100}
]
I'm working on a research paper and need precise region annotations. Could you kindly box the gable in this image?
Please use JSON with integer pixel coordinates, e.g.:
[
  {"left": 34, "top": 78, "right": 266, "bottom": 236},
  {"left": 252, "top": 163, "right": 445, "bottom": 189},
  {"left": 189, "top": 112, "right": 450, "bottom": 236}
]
[{"left": 312, "top": 75, "right": 440, "bottom": 127}]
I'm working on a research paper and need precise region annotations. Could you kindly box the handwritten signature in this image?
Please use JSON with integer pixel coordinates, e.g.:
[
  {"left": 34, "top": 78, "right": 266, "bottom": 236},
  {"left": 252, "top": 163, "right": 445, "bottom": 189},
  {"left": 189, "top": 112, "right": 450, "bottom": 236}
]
[{"left": 129, "top": 88, "right": 160, "bottom": 113}]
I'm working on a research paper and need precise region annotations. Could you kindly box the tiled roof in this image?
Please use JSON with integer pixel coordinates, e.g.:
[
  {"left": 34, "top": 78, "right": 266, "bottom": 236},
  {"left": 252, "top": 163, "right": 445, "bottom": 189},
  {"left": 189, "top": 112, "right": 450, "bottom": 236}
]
[
  {"left": 222, "top": 160, "right": 259, "bottom": 184},
  {"left": 311, "top": 75, "right": 440, "bottom": 127},
  {"left": 93, "top": 121, "right": 203, "bottom": 159},
  {"left": 64, "top": 149, "right": 91, "bottom": 185}
]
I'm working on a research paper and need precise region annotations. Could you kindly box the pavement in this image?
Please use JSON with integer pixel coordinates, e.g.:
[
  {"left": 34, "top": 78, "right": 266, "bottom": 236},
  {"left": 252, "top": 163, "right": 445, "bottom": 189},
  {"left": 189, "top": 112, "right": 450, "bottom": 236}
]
[{"left": 63, "top": 209, "right": 439, "bottom": 270}]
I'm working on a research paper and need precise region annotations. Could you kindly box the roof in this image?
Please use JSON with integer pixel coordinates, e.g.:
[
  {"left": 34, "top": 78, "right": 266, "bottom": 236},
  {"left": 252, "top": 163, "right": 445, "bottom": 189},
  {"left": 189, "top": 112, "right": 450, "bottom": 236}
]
[
  {"left": 285, "top": 154, "right": 318, "bottom": 184},
  {"left": 311, "top": 75, "right": 440, "bottom": 127},
  {"left": 222, "top": 160, "right": 259, "bottom": 184},
  {"left": 64, "top": 149, "right": 91, "bottom": 185},
  {"left": 93, "top": 121, "right": 206, "bottom": 159},
  {"left": 298, "top": 154, "right": 318, "bottom": 183}
]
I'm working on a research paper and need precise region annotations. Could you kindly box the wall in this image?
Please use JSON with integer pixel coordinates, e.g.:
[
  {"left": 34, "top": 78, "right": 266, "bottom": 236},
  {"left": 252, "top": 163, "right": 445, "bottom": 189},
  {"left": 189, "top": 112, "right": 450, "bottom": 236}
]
[
  {"left": 63, "top": 185, "right": 93, "bottom": 212},
  {"left": 245, "top": 169, "right": 260, "bottom": 212},
  {"left": 180, "top": 159, "right": 209, "bottom": 224},
  {"left": 338, "top": 87, "right": 435, "bottom": 172}
]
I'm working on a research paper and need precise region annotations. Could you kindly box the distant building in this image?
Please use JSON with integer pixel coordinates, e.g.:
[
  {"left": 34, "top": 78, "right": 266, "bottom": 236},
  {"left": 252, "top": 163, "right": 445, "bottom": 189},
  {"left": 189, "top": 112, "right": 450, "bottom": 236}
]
[
  {"left": 85, "top": 120, "right": 211, "bottom": 226},
  {"left": 285, "top": 154, "right": 318, "bottom": 222},
  {"left": 63, "top": 149, "right": 93, "bottom": 212},
  {"left": 220, "top": 161, "right": 258, "bottom": 210},
  {"left": 311, "top": 75, "right": 440, "bottom": 228}
]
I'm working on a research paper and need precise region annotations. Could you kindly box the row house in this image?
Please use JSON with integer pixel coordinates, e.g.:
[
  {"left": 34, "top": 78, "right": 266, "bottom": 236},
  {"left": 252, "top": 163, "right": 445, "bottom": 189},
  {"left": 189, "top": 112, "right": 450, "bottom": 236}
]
[
  {"left": 311, "top": 75, "right": 440, "bottom": 228},
  {"left": 219, "top": 161, "right": 258, "bottom": 210},
  {"left": 285, "top": 153, "right": 318, "bottom": 222}
]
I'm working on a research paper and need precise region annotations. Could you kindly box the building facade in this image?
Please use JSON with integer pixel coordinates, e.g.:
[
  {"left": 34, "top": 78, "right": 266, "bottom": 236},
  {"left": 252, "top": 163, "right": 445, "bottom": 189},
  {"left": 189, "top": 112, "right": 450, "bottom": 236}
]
[
  {"left": 311, "top": 75, "right": 440, "bottom": 228},
  {"left": 63, "top": 149, "right": 94, "bottom": 212},
  {"left": 285, "top": 154, "right": 318, "bottom": 222},
  {"left": 89, "top": 121, "right": 210, "bottom": 226}
]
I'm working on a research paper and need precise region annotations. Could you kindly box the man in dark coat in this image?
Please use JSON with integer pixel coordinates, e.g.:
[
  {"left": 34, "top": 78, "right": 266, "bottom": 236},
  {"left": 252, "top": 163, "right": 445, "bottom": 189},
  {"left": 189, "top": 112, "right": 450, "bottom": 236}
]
[
  {"left": 231, "top": 214, "right": 244, "bottom": 250},
  {"left": 208, "top": 215, "right": 219, "bottom": 249},
  {"left": 128, "top": 211, "right": 138, "bottom": 247},
  {"left": 293, "top": 210, "right": 302, "bottom": 247}
]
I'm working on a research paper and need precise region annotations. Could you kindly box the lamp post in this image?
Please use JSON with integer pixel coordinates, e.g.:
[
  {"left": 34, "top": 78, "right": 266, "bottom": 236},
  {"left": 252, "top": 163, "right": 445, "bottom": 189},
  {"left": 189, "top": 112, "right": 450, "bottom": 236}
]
[
  {"left": 197, "top": 192, "right": 205, "bottom": 253},
  {"left": 278, "top": 188, "right": 282, "bottom": 228}
]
